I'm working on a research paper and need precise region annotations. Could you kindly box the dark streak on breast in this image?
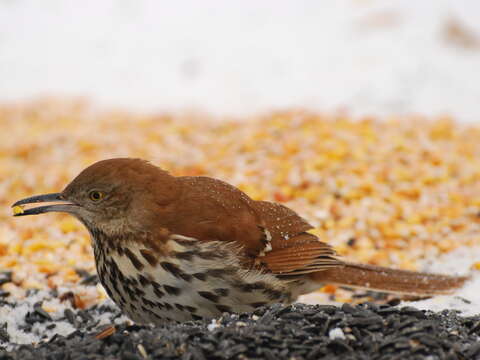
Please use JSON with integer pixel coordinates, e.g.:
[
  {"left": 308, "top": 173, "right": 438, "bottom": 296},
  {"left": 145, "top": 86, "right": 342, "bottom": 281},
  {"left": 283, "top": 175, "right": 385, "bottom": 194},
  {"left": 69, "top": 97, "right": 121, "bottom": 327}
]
[
  {"left": 124, "top": 248, "right": 144, "bottom": 271},
  {"left": 198, "top": 291, "right": 220, "bottom": 303},
  {"left": 140, "top": 249, "right": 158, "bottom": 266}
]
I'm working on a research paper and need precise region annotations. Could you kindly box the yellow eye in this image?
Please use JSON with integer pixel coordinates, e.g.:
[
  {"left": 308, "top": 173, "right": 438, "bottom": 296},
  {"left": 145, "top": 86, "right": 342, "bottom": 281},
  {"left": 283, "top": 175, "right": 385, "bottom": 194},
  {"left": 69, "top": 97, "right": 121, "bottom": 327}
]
[{"left": 89, "top": 191, "right": 104, "bottom": 202}]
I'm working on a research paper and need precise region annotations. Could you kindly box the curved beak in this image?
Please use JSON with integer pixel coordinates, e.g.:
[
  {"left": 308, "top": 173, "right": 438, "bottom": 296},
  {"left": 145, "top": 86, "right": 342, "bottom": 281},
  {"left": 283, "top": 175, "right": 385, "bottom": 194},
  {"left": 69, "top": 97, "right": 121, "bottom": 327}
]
[{"left": 11, "top": 193, "right": 78, "bottom": 217}]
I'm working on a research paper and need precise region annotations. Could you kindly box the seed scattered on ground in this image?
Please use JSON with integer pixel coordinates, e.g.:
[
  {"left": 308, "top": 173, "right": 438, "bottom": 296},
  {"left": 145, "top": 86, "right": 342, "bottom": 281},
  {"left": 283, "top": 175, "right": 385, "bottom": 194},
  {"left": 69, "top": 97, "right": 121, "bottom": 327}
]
[{"left": 1, "top": 302, "right": 480, "bottom": 359}]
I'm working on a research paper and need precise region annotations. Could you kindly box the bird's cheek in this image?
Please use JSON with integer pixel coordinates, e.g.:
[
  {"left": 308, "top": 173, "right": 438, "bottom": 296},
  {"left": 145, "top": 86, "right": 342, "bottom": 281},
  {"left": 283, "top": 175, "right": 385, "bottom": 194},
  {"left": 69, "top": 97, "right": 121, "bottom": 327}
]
[{"left": 70, "top": 206, "right": 98, "bottom": 223}]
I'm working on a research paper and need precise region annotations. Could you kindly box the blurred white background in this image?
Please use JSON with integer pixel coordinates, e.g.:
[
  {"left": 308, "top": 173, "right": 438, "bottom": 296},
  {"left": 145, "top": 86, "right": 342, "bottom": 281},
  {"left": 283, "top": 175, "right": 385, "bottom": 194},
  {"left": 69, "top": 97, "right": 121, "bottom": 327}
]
[{"left": 1, "top": 0, "right": 479, "bottom": 121}]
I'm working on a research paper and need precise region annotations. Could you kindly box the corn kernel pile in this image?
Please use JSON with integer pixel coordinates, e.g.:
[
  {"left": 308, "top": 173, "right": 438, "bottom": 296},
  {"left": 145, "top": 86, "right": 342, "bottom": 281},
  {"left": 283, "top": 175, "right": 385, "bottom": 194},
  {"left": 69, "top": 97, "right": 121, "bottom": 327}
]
[{"left": 1, "top": 99, "right": 480, "bottom": 306}]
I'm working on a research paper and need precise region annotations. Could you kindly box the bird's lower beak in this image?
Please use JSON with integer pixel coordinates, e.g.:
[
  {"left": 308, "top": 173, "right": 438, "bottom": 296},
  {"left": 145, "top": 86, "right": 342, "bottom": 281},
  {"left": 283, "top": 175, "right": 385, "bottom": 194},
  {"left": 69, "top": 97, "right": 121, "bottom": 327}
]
[{"left": 11, "top": 193, "right": 78, "bottom": 217}]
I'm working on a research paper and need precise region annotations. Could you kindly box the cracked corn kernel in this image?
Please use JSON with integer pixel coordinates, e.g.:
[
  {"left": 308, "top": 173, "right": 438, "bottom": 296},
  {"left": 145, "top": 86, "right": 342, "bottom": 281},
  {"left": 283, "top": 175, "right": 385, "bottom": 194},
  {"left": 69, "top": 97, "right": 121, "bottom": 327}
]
[
  {"left": 12, "top": 205, "right": 24, "bottom": 215},
  {"left": 59, "top": 218, "right": 80, "bottom": 233},
  {"left": 4, "top": 100, "right": 480, "bottom": 307},
  {"left": 321, "top": 285, "right": 337, "bottom": 294}
]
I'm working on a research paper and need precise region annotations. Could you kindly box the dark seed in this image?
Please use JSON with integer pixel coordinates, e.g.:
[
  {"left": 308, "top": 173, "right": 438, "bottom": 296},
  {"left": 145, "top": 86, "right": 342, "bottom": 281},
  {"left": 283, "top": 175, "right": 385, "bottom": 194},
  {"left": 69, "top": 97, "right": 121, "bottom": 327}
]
[
  {"left": 0, "top": 271, "right": 12, "bottom": 286},
  {"left": 79, "top": 274, "right": 99, "bottom": 286},
  {"left": 250, "top": 302, "right": 268, "bottom": 308}
]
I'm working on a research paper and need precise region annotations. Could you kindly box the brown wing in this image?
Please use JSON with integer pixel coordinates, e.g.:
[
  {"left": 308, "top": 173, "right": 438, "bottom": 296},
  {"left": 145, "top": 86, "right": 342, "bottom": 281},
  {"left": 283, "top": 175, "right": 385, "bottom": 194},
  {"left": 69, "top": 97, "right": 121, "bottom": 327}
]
[
  {"left": 167, "top": 176, "right": 266, "bottom": 257},
  {"left": 253, "top": 201, "right": 342, "bottom": 275},
  {"left": 167, "top": 176, "right": 342, "bottom": 274},
  {"left": 253, "top": 200, "right": 314, "bottom": 248}
]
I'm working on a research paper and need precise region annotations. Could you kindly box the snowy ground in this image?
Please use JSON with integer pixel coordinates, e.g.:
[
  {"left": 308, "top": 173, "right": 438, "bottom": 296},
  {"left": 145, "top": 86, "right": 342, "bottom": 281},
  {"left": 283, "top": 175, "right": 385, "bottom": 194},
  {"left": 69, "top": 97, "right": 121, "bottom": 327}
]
[
  {"left": 408, "top": 247, "right": 480, "bottom": 316},
  {"left": 1, "top": 0, "right": 480, "bottom": 121}
]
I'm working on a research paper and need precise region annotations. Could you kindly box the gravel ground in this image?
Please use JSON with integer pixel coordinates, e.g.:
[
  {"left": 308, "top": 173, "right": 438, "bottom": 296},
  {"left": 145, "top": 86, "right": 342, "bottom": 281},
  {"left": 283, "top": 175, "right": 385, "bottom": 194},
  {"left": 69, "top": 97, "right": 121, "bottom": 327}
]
[{"left": 1, "top": 301, "right": 480, "bottom": 360}]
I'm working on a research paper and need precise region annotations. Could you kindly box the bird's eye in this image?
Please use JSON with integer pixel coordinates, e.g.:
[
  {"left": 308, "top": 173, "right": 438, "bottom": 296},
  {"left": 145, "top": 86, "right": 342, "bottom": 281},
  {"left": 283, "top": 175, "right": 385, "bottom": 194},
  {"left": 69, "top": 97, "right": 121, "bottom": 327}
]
[{"left": 89, "top": 191, "right": 105, "bottom": 202}]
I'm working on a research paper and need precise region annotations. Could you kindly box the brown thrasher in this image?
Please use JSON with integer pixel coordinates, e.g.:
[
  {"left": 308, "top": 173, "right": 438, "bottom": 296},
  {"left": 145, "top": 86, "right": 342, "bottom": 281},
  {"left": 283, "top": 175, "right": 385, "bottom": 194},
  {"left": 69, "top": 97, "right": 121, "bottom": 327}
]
[{"left": 13, "top": 158, "right": 468, "bottom": 324}]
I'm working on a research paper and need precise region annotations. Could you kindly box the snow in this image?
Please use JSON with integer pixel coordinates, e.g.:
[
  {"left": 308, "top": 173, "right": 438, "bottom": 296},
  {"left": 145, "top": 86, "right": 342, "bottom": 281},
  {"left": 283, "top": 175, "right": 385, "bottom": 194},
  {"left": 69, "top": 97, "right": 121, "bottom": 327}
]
[
  {"left": 0, "top": 290, "right": 76, "bottom": 347},
  {"left": 407, "top": 246, "right": 480, "bottom": 316},
  {"left": 0, "top": 287, "right": 130, "bottom": 350},
  {"left": 1, "top": 1, "right": 480, "bottom": 122},
  {"left": 207, "top": 319, "right": 220, "bottom": 331},
  {"left": 329, "top": 327, "right": 346, "bottom": 340}
]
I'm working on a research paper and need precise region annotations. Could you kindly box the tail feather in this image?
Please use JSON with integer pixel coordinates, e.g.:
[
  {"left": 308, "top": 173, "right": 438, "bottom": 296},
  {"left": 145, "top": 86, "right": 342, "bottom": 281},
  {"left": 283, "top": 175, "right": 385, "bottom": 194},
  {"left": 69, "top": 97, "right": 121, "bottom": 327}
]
[{"left": 310, "top": 262, "right": 469, "bottom": 296}]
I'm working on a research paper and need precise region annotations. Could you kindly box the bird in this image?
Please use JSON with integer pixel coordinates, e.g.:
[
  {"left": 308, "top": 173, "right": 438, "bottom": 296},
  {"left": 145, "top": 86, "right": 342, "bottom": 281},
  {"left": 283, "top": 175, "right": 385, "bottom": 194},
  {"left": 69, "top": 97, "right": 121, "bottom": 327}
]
[{"left": 12, "top": 158, "right": 469, "bottom": 324}]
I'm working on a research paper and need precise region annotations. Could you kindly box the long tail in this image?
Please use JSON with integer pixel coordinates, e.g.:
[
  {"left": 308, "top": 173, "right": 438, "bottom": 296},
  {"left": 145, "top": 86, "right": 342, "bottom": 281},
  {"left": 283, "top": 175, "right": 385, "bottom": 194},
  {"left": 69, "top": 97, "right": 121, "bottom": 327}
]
[{"left": 310, "top": 262, "right": 470, "bottom": 296}]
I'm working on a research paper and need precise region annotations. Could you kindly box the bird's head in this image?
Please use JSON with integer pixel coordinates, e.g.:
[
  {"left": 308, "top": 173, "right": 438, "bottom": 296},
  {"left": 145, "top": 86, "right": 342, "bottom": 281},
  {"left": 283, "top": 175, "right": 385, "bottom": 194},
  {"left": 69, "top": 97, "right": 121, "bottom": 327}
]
[{"left": 12, "top": 158, "right": 179, "bottom": 235}]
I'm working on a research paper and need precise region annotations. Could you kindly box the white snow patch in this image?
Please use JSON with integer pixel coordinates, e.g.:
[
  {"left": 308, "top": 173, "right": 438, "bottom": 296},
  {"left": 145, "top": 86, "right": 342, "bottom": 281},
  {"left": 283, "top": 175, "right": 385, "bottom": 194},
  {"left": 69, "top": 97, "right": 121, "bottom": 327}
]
[
  {"left": 207, "top": 319, "right": 220, "bottom": 331},
  {"left": 0, "top": 289, "right": 127, "bottom": 350},
  {"left": 1, "top": 1, "right": 480, "bottom": 122},
  {"left": 0, "top": 290, "right": 76, "bottom": 348},
  {"left": 297, "top": 292, "right": 339, "bottom": 307},
  {"left": 329, "top": 327, "right": 346, "bottom": 340},
  {"left": 406, "top": 246, "right": 480, "bottom": 316}
]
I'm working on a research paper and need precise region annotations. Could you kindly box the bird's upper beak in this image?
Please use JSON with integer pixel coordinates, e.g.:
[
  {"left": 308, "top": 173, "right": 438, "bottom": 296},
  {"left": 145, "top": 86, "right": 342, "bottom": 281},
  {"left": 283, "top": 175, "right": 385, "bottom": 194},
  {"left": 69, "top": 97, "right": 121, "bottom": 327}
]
[{"left": 11, "top": 193, "right": 78, "bottom": 217}]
